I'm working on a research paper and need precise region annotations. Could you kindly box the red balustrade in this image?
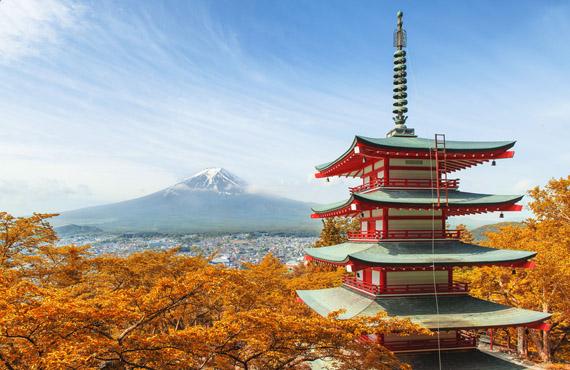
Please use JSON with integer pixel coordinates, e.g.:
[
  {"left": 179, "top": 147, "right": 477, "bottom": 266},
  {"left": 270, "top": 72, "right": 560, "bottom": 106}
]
[
  {"left": 347, "top": 229, "right": 461, "bottom": 241},
  {"left": 380, "top": 281, "right": 469, "bottom": 295},
  {"left": 347, "top": 230, "right": 383, "bottom": 240},
  {"left": 383, "top": 334, "right": 477, "bottom": 352},
  {"left": 350, "top": 178, "right": 459, "bottom": 193},
  {"left": 342, "top": 276, "right": 382, "bottom": 295},
  {"left": 343, "top": 276, "right": 469, "bottom": 296}
]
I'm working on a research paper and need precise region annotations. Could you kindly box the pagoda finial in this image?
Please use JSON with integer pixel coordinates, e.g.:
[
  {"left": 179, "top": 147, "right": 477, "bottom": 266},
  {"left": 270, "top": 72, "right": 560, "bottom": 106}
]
[{"left": 387, "top": 11, "right": 416, "bottom": 138}]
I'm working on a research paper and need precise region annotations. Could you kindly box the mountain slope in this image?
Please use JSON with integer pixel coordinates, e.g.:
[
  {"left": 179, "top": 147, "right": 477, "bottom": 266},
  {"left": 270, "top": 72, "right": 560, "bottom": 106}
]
[
  {"left": 471, "top": 221, "right": 524, "bottom": 241},
  {"left": 53, "top": 168, "right": 317, "bottom": 233},
  {"left": 55, "top": 224, "right": 103, "bottom": 236}
]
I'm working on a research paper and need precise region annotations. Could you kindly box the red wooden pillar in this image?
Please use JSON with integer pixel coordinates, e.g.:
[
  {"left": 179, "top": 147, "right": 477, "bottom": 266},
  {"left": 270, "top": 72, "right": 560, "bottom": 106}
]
[
  {"left": 380, "top": 268, "right": 387, "bottom": 292},
  {"left": 384, "top": 157, "right": 390, "bottom": 183},
  {"left": 364, "top": 268, "right": 372, "bottom": 284},
  {"left": 448, "top": 268, "right": 453, "bottom": 285},
  {"left": 382, "top": 208, "right": 389, "bottom": 238}
]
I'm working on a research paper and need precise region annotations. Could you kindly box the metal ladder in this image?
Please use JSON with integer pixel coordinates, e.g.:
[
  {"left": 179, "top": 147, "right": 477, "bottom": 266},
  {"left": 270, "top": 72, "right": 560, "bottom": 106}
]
[{"left": 434, "top": 134, "right": 449, "bottom": 207}]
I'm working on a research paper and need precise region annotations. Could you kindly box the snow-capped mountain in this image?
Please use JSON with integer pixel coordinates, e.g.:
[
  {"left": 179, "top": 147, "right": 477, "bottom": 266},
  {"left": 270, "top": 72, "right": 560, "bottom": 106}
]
[
  {"left": 53, "top": 169, "right": 316, "bottom": 233},
  {"left": 163, "top": 168, "right": 247, "bottom": 196}
]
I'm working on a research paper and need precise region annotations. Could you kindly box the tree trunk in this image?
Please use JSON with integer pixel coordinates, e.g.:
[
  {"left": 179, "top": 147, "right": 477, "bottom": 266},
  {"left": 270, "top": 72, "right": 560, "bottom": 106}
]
[
  {"left": 517, "top": 327, "right": 527, "bottom": 358},
  {"left": 542, "top": 329, "right": 551, "bottom": 363},
  {"left": 540, "top": 300, "right": 551, "bottom": 363},
  {"left": 529, "top": 329, "right": 550, "bottom": 363}
]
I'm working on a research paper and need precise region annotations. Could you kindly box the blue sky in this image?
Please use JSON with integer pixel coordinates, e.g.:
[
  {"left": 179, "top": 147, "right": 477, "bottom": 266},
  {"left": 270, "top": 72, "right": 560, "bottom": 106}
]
[{"left": 1, "top": 0, "right": 569, "bottom": 225}]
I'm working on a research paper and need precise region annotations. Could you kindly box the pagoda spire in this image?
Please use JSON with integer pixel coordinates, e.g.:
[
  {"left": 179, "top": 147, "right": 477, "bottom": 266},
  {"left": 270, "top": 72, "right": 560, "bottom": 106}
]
[{"left": 386, "top": 11, "right": 416, "bottom": 138}]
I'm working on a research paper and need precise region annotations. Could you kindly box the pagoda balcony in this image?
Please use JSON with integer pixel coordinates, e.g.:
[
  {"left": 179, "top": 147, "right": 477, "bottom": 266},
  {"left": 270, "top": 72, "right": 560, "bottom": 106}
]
[
  {"left": 383, "top": 331, "right": 477, "bottom": 352},
  {"left": 343, "top": 276, "right": 469, "bottom": 296},
  {"left": 349, "top": 178, "right": 459, "bottom": 193},
  {"left": 347, "top": 229, "right": 462, "bottom": 241}
]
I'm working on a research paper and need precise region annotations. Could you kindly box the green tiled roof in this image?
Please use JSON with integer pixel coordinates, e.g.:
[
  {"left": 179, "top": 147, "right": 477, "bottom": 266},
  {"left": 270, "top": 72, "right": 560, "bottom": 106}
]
[
  {"left": 305, "top": 240, "right": 536, "bottom": 266},
  {"left": 296, "top": 287, "right": 550, "bottom": 329},
  {"left": 297, "top": 286, "right": 384, "bottom": 320},
  {"left": 312, "top": 350, "right": 528, "bottom": 370},
  {"left": 397, "top": 350, "right": 528, "bottom": 370},
  {"left": 358, "top": 136, "right": 515, "bottom": 152},
  {"left": 315, "top": 136, "right": 515, "bottom": 171},
  {"left": 311, "top": 199, "right": 349, "bottom": 213},
  {"left": 311, "top": 189, "right": 523, "bottom": 213}
]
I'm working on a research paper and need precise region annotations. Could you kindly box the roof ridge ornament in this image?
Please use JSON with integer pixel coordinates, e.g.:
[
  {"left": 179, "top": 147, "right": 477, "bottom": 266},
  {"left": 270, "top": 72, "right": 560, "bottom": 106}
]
[{"left": 386, "top": 11, "right": 417, "bottom": 138}]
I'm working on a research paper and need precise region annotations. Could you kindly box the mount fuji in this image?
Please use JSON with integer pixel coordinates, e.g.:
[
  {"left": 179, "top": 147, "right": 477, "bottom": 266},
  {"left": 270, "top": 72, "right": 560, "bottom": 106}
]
[
  {"left": 164, "top": 168, "right": 247, "bottom": 195},
  {"left": 53, "top": 168, "right": 317, "bottom": 233}
]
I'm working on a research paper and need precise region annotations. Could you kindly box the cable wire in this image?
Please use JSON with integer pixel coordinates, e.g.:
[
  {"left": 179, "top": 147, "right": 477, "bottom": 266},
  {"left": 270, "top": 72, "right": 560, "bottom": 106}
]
[{"left": 429, "top": 145, "right": 443, "bottom": 370}]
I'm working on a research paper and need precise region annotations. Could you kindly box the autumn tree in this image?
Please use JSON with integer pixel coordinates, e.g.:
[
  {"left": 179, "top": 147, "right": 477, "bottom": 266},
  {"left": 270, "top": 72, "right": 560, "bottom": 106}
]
[
  {"left": 0, "top": 213, "right": 424, "bottom": 369},
  {"left": 314, "top": 217, "right": 359, "bottom": 247},
  {"left": 0, "top": 212, "right": 57, "bottom": 268},
  {"left": 456, "top": 223, "right": 475, "bottom": 244},
  {"left": 465, "top": 176, "right": 570, "bottom": 363}
]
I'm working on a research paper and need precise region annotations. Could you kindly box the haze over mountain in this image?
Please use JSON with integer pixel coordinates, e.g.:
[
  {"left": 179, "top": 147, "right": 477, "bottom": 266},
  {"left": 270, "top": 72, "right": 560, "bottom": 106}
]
[{"left": 53, "top": 168, "right": 317, "bottom": 233}]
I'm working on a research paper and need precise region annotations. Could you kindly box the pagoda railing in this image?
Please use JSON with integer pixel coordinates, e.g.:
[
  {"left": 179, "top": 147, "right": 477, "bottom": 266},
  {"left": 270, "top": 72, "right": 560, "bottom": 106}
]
[
  {"left": 347, "top": 229, "right": 461, "bottom": 241},
  {"left": 383, "top": 333, "right": 477, "bottom": 352},
  {"left": 350, "top": 178, "right": 459, "bottom": 193},
  {"left": 343, "top": 276, "right": 469, "bottom": 296}
]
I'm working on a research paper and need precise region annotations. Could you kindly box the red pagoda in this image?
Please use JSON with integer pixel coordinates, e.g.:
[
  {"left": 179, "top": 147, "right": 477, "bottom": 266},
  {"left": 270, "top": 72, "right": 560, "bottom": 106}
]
[{"left": 297, "top": 11, "right": 550, "bottom": 368}]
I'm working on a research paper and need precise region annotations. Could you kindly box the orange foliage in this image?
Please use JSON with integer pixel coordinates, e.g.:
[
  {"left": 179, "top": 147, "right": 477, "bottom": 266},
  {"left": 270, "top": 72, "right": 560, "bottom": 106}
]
[
  {"left": 462, "top": 176, "right": 570, "bottom": 363},
  {"left": 0, "top": 212, "right": 422, "bottom": 369}
]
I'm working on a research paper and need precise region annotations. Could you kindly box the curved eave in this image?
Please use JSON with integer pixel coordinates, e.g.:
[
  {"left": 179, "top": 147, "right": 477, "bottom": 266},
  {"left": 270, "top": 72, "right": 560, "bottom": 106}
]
[
  {"left": 315, "top": 137, "right": 358, "bottom": 172},
  {"left": 356, "top": 136, "right": 516, "bottom": 153},
  {"left": 311, "top": 190, "right": 523, "bottom": 218},
  {"left": 314, "top": 136, "right": 516, "bottom": 178},
  {"left": 311, "top": 196, "right": 355, "bottom": 218},
  {"left": 304, "top": 241, "right": 537, "bottom": 267},
  {"left": 354, "top": 190, "right": 523, "bottom": 208},
  {"left": 297, "top": 287, "right": 551, "bottom": 329}
]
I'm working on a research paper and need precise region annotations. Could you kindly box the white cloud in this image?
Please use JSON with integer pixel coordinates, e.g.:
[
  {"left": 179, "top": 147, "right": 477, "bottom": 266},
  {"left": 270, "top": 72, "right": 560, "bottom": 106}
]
[
  {"left": 0, "top": 179, "right": 92, "bottom": 215},
  {"left": 0, "top": 0, "right": 83, "bottom": 62},
  {"left": 513, "top": 179, "right": 535, "bottom": 194},
  {"left": 0, "top": 1, "right": 569, "bottom": 218}
]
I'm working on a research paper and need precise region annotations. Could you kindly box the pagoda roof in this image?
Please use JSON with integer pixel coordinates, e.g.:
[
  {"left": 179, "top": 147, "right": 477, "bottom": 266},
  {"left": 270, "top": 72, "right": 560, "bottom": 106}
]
[
  {"left": 397, "top": 349, "right": 529, "bottom": 370},
  {"left": 304, "top": 240, "right": 536, "bottom": 267},
  {"left": 315, "top": 136, "right": 516, "bottom": 173},
  {"left": 296, "top": 287, "right": 550, "bottom": 329},
  {"left": 313, "top": 350, "right": 528, "bottom": 370},
  {"left": 359, "top": 136, "right": 515, "bottom": 153},
  {"left": 311, "top": 189, "right": 523, "bottom": 216}
]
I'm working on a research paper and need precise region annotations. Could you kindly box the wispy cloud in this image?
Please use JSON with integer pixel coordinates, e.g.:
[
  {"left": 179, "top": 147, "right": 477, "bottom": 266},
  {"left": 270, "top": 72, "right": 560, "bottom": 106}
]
[
  {"left": 0, "top": 179, "right": 92, "bottom": 215},
  {"left": 0, "top": 1, "right": 569, "bottom": 217},
  {"left": 0, "top": 0, "right": 83, "bottom": 63}
]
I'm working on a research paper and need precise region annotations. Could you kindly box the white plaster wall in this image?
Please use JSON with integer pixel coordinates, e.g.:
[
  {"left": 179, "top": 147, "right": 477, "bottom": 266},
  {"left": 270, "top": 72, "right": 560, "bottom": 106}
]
[
  {"left": 390, "top": 170, "right": 436, "bottom": 180},
  {"left": 386, "top": 271, "right": 448, "bottom": 285},
  {"left": 388, "top": 219, "right": 443, "bottom": 230},
  {"left": 389, "top": 209, "right": 442, "bottom": 217}
]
